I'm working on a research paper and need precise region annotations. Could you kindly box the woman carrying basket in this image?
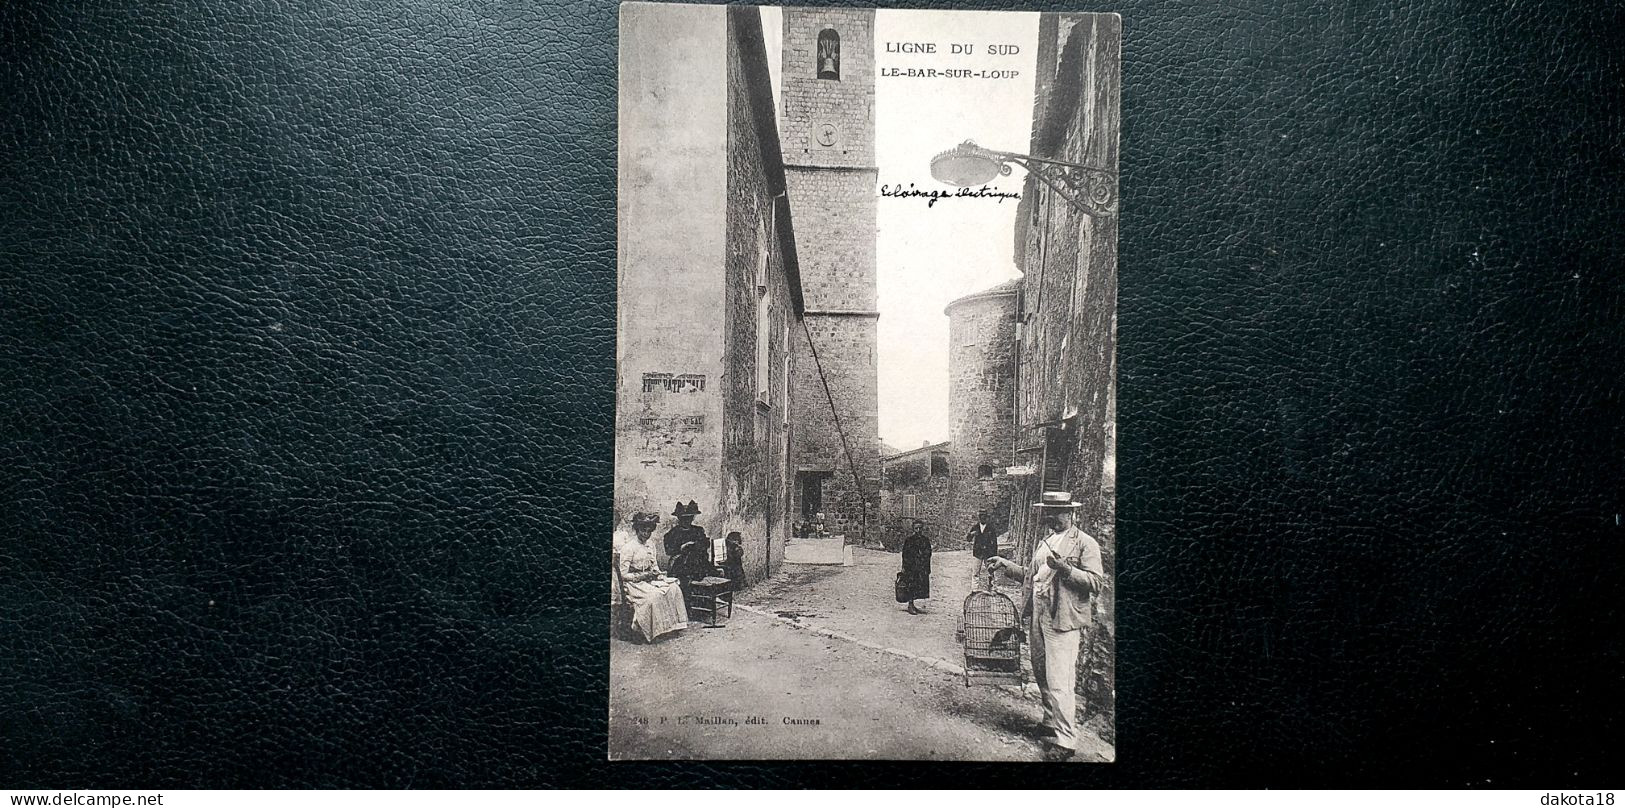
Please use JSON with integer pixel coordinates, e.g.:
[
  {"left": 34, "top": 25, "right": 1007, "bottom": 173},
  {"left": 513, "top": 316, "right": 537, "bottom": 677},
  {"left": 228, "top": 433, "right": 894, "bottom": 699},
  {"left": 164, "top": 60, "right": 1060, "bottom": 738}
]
[{"left": 896, "top": 519, "right": 933, "bottom": 615}]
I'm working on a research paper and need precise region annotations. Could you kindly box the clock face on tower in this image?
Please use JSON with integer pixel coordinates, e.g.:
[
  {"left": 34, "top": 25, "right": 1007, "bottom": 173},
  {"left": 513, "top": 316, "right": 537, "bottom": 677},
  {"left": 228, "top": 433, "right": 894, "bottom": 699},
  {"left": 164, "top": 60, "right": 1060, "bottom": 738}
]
[{"left": 816, "top": 122, "right": 838, "bottom": 147}]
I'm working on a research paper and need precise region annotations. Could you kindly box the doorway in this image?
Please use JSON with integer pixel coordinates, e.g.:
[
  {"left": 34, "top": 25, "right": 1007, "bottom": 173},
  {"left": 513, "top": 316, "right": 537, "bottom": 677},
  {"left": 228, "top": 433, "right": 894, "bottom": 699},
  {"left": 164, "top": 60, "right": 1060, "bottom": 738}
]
[{"left": 797, "top": 471, "right": 831, "bottom": 521}]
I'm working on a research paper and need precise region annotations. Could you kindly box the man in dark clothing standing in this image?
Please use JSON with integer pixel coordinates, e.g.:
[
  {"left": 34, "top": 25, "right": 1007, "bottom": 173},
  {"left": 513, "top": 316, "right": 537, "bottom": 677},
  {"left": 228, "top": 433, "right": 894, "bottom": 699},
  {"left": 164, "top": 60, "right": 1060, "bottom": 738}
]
[{"left": 967, "top": 508, "right": 998, "bottom": 561}]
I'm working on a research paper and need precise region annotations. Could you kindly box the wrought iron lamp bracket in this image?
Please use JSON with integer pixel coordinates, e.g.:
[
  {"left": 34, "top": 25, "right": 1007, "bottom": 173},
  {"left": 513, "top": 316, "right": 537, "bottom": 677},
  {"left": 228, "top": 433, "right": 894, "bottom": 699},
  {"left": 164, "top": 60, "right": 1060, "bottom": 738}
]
[
  {"left": 931, "top": 140, "right": 1118, "bottom": 218},
  {"left": 990, "top": 149, "right": 1118, "bottom": 219}
]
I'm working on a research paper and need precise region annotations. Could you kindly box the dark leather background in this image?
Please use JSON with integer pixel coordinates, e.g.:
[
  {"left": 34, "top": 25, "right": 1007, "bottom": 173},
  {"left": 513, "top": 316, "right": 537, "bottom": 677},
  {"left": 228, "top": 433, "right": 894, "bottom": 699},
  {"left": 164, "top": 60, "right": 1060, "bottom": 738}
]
[{"left": 3, "top": 0, "right": 1621, "bottom": 789}]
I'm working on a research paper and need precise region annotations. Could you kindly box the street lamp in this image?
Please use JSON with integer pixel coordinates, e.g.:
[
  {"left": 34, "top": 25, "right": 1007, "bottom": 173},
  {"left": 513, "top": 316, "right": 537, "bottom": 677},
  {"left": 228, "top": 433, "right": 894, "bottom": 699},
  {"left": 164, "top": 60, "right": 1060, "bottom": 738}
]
[{"left": 929, "top": 140, "right": 1117, "bottom": 218}]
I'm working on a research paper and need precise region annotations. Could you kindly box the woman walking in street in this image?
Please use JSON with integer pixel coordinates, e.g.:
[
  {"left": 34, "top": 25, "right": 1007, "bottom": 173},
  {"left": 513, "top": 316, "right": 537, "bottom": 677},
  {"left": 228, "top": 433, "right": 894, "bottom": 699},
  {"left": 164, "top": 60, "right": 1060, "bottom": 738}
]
[{"left": 897, "top": 519, "right": 933, "bottom": 615}]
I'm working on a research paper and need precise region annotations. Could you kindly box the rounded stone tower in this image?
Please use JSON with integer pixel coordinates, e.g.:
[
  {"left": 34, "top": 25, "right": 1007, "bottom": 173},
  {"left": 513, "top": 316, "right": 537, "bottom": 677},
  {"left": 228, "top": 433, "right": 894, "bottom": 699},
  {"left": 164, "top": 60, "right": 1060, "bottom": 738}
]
[{"left": 945, "top": 279, "right": 1021, "bottom": 541}]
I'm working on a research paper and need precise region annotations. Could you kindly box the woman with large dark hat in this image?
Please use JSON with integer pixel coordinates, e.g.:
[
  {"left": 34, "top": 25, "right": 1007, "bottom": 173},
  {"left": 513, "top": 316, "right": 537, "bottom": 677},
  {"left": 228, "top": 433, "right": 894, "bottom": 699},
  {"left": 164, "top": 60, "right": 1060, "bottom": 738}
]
[{"left": 662, "top": 500, "right": 709, "bottom": 563}]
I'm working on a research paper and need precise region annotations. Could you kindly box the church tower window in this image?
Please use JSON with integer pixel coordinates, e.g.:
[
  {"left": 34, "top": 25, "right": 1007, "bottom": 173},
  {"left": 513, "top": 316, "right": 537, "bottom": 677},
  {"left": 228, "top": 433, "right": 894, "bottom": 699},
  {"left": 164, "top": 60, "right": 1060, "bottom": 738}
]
[{"left": 817, "top": 29, "right": 840, "bottom": 80}]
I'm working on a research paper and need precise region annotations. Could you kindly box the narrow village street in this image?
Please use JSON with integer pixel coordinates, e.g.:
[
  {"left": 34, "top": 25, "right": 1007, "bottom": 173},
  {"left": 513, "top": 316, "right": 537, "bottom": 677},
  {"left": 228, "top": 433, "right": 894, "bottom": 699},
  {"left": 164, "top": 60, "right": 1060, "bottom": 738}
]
[
  {"left": 613, "top": 5, "right": 1120, "bottom": 763},
  {"left": 609, "top": 546, "right": 1114, "bottom": 762}
]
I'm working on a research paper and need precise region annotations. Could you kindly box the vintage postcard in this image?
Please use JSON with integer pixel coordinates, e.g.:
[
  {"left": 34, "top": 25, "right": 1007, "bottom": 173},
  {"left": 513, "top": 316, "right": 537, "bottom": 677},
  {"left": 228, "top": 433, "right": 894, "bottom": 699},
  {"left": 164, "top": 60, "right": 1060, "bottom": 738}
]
[{"left": 612, "top": 2, "right": 1118, "bottom": 762}]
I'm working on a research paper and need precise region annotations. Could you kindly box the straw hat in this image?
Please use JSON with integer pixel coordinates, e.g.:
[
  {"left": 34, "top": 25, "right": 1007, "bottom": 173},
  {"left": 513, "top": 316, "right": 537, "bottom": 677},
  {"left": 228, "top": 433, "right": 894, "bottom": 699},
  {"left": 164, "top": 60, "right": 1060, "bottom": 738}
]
[{"left": 1031, "top": 491, "right": 1085, "bottom": 509}]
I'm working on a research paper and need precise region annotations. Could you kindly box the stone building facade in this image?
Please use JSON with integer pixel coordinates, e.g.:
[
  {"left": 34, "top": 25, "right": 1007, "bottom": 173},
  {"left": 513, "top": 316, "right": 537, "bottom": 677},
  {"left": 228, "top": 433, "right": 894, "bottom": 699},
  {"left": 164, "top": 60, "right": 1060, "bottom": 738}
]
[
  {"left": 1008, "top": 12, "right": 1121, "bottom": 737},
  {"left": 615, "top": 4, "right": 802, "bottom": 584},
  {"left": 781, "top": 7, "right": 881, "bottom": 542},
  {"left": 877, "top": 441, "right": 951, "bottom": 550},
  {"left": 945, "top": 280, "right": 1021, "bottom": 540}
]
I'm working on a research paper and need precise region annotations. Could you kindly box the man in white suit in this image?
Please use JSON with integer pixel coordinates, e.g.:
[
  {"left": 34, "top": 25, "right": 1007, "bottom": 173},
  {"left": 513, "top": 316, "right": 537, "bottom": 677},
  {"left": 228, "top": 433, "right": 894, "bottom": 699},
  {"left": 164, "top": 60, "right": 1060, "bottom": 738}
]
[{"left": 987, "top": 491, "right": 1105, "bottom": 762}]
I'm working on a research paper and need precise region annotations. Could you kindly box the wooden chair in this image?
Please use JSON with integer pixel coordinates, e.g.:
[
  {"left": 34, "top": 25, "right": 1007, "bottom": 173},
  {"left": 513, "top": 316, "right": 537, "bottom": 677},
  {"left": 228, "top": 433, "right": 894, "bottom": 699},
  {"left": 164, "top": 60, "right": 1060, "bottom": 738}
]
[
  {"left": 610, "top": 550, "right": 636, "bottom": 641},
  {"left": 685, "top": 561, "right": 734, "bottom": 626}
]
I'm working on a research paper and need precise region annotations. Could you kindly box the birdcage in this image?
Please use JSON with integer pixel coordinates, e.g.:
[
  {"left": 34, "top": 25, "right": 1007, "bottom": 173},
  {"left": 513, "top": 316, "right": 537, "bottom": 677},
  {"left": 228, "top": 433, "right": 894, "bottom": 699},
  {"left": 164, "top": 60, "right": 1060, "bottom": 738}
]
[{"left": 961, "top": 589, "right": 1024, "bottom": 688}]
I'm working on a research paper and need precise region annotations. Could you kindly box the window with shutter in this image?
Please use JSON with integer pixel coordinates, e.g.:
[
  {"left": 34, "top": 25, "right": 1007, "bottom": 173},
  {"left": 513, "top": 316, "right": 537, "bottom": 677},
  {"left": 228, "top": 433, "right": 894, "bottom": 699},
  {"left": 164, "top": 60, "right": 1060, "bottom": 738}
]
[
  {"left": 756, "top": 212, "right": 772, "bottom": 404},
  {"left": 1041, "top": 426, "right": 1073, "bottom": 491}
]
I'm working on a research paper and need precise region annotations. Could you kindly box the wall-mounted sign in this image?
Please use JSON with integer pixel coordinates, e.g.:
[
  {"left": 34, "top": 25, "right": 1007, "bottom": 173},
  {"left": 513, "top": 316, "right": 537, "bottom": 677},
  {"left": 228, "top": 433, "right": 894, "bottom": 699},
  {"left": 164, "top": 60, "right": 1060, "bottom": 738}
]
[
  {"left": 1004, "top": 465, "right": 1036, "bottom": 476},
  {"left": 642, "top": 372, "right": 707, "bottom": 394}
]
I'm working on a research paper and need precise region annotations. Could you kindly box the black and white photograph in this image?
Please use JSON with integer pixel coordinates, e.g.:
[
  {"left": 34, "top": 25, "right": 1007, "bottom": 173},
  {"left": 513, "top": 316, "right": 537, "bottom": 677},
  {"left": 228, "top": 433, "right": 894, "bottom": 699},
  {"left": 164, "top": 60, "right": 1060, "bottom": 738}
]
[
  {"left": 8, "top": 0, "right": 1620, "bottom": 792},
  {"left": 612, "top": 2, "right": 1120, "bottom": 762}
]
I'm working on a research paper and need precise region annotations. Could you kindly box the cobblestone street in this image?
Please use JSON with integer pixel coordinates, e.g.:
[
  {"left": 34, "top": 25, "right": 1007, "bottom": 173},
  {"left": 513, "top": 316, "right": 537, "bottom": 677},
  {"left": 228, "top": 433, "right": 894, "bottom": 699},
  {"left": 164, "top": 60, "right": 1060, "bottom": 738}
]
[{"left": 609, "top": 546, "right": 1115, "bottom": 762}]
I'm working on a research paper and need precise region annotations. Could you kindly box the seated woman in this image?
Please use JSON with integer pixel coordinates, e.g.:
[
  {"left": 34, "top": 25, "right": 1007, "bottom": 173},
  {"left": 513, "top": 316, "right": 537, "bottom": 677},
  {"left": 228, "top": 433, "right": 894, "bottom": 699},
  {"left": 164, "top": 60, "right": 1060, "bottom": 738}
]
[{"left": 615, "top": 511, "right": 688, "bottom": 642}]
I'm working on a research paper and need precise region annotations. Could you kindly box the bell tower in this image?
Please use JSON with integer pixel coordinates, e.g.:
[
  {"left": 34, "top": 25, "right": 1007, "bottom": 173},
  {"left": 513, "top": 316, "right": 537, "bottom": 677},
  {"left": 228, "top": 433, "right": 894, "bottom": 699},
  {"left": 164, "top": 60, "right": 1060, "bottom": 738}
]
[{"left": 781, "top": 8, "right": 881, "bottom": 539}]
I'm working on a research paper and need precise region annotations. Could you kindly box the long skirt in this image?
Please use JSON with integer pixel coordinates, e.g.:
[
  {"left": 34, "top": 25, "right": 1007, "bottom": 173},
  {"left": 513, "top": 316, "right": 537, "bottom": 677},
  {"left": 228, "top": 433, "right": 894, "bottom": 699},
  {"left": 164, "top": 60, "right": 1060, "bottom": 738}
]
[
  {"left": 624, "top": 579, "right": 688, "bottom": 642},
  {"left": 899, "top": 564, "right": 931, "bottom": 602}
]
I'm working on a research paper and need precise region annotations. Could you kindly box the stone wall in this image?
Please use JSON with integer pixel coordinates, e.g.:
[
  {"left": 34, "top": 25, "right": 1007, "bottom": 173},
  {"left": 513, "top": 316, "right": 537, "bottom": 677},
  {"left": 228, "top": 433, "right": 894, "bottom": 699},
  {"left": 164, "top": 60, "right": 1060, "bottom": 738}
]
[
  {"left": 614, "top": 5, "right": 800, "bottom": 582},
  {"left": 779, "top": 8, "right": 875, "bottom": 169},
  {"left": 877, "top": 443, "right": 953, "bottom": 550},
  {"left": 613, "top": 3, "right": 728, "bottom": 565},
  {"left": 946, "top": 285, "right": 1020, "bottom": 538},
  {"left": 716, "top": 6, "right": 796, "bottom": 584},
  {"left": 781, "top": 7, "right": 881, "bottom": 540},
  {"left": 1010, "top": 13, "right": 1120, "bottom": 739},
  {"left": 785, "top": 170, "right": 877, "bottom": 311},
  {"left": 791, "top": 313, "right": 880, "bottom": 539}
]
